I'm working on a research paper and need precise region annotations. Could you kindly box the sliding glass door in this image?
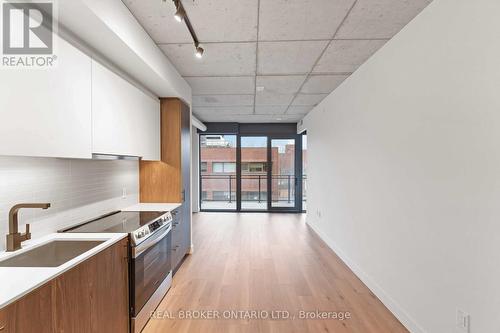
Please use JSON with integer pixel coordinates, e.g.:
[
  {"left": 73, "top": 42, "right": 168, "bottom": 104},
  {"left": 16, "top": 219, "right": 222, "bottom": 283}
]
[
  {"left": 240, "top": 136, "right": 268, "bottom": 211},
  {"left": 200, "top": 133, "right": 303, "bottom": 212},
  {"left": 267, "top": 136, "right": 303, "bottom": 212},
  {"left": 270, "top": 138, "right": 298, "bottom": 210}
]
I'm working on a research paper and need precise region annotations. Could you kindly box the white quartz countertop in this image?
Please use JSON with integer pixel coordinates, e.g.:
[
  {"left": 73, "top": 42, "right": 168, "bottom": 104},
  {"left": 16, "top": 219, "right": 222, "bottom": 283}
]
[
  {"left": 0, "top": 232, "right": 127, "bottom": 309},
  {"left": 123, "top": 202, "right": 182, "bottom": 212}
]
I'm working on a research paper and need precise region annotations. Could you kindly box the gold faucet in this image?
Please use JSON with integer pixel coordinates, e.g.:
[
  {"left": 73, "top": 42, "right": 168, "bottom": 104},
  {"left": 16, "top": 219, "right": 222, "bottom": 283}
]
[{"left": 6, "top": 203, "right": 51, "bottom": 252}]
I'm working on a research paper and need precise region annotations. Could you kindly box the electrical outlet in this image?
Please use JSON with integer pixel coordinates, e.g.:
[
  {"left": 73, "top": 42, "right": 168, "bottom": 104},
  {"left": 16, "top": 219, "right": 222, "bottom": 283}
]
[
  {"left": 122, "top": 187, "right": 127, "bottom": 199},
  {"left": 456, "top": 309, "right": 470, "bottom": 333}
]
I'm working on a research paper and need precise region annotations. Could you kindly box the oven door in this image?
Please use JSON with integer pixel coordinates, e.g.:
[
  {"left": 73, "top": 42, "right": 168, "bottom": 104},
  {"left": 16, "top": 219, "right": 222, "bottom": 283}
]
[{"left": 131, "top": 224, "right": 172, "bottom": 316}]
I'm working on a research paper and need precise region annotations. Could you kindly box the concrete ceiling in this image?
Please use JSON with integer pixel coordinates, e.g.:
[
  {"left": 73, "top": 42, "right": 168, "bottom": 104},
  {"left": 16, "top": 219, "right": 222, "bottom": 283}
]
[{"left": 123, "top": 0, "right": 432, "bottom": 123}]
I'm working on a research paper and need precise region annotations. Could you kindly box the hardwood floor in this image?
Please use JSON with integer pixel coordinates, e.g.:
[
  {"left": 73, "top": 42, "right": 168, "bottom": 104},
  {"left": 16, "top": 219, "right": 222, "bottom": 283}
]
[{"left": 143, "top": 213, "right": 408, "bottom": 333}]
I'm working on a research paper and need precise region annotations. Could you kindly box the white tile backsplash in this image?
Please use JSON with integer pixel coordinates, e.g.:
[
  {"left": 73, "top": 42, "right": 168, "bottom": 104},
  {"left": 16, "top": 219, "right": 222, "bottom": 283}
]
[{"left": 0, "top": 156, "right": 139, "bottom": 250}]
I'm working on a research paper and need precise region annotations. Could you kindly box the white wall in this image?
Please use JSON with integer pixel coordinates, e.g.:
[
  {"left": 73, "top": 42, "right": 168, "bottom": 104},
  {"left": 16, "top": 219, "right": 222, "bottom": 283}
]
[
  {"left": 302, "top": 0, "right": 500, "bottom": 332},
  {"left": 0, "top": 157, "right": 138, "bottom": 250}
]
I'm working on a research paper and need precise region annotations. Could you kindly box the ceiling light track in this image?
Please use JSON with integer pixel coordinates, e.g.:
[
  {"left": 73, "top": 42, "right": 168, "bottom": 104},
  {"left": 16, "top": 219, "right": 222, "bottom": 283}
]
[{"left": 168, "top": 0, "right": 204, "bottom": 59}]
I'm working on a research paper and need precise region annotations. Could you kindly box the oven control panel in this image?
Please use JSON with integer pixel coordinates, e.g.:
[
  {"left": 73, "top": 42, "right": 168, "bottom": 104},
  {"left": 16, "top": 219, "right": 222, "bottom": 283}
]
[{"left": 131, "top": 212, "right": 172, "bottom": 245}]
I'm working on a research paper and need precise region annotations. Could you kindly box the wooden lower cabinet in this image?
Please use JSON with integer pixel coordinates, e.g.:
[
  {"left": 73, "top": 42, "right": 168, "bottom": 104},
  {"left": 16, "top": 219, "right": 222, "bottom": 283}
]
[
  {"left": 0, "top": 283, "right": 54, "bottom": 333},
  {"left": 0, "top": 309, "right": 7, "bottom": 332},
  {"left": 0, "top": 238, "right": 129, "bottom": 333}
]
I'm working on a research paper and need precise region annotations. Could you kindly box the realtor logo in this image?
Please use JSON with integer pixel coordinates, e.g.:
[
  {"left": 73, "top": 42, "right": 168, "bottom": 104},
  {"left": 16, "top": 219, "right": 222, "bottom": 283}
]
[
  {"left": 2, "top": 2, "right": 53, "bottom": 54},
  {"left": 1, "top": 1, "right": 57, "bottom": 67}
]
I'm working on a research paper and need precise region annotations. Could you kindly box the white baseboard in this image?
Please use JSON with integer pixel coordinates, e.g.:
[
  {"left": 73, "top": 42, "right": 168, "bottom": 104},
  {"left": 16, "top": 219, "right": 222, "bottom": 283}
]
[{"left": 306, "top": 220, "right": 427, "bottom": 333}]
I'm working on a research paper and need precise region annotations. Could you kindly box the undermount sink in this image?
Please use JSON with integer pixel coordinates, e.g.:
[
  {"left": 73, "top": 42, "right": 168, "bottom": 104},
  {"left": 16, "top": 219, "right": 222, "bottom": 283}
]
[{"left": 0, "top": 240, "right": 105, "bottom": 267}]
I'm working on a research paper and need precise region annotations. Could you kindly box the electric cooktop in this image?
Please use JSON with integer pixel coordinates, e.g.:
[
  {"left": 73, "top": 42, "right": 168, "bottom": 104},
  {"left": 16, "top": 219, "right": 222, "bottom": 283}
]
[{"left": 63, "top": 211, "right": 167, "bottom": 234}]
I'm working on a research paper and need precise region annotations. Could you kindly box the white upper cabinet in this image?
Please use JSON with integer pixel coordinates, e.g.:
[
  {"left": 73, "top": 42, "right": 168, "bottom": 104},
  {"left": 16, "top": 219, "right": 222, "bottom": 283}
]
[
  {"left": 91, "top": 60, "right": 160, "bottom": 161},
  {"left": 0, "top": 35, "right": 160, "bottom": 160},
  {"left": 0, "top": 36, "right": 92, "bottom": 159}
]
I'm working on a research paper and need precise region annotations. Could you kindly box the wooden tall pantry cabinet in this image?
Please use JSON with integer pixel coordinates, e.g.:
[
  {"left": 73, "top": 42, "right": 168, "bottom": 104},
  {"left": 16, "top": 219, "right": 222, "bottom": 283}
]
[{"left": 139, "top": 98, "right": 191, "bottom": 271}]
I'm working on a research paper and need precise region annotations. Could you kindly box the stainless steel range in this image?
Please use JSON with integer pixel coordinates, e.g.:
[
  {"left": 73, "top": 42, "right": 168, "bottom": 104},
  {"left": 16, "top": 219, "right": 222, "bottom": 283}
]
[{"left": 62, "top": 210, "right": 172, "bottom": 333}]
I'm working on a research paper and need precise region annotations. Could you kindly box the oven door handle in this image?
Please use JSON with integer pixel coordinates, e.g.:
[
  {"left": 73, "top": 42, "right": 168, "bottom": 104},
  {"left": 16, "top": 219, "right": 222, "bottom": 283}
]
[{"left": 132, "top": 224, "right": 171, "bottom": 258}]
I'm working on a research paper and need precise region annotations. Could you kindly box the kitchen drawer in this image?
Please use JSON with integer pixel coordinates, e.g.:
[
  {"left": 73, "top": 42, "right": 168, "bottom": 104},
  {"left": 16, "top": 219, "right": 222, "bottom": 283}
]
[
  {"left": 171, "top": 208, "right": 181, "bottom": 223},
  {"left": 171, "top": 207, "right": 188, "bottom": 271},
  {"left": 0, "top": 307, "right": 7, "bottom": 332},
  {"left": 172, "top": 227, "right": 183, "bottom": 250}
]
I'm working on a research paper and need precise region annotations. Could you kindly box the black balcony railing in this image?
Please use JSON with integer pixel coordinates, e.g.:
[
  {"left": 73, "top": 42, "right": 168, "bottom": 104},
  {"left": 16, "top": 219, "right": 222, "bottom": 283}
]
[{"left": 200, "top": 174, "right": 307, "bottom": 204}]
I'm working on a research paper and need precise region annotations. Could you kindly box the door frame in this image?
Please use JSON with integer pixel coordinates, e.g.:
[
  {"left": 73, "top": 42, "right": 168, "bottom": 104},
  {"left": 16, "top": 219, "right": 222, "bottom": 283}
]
[
  {"left": 237, "top": 134, "right": 270, "bottom": 212},
  {"left": 267, "top": 134, "right": 303, "bottom": 212}
]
